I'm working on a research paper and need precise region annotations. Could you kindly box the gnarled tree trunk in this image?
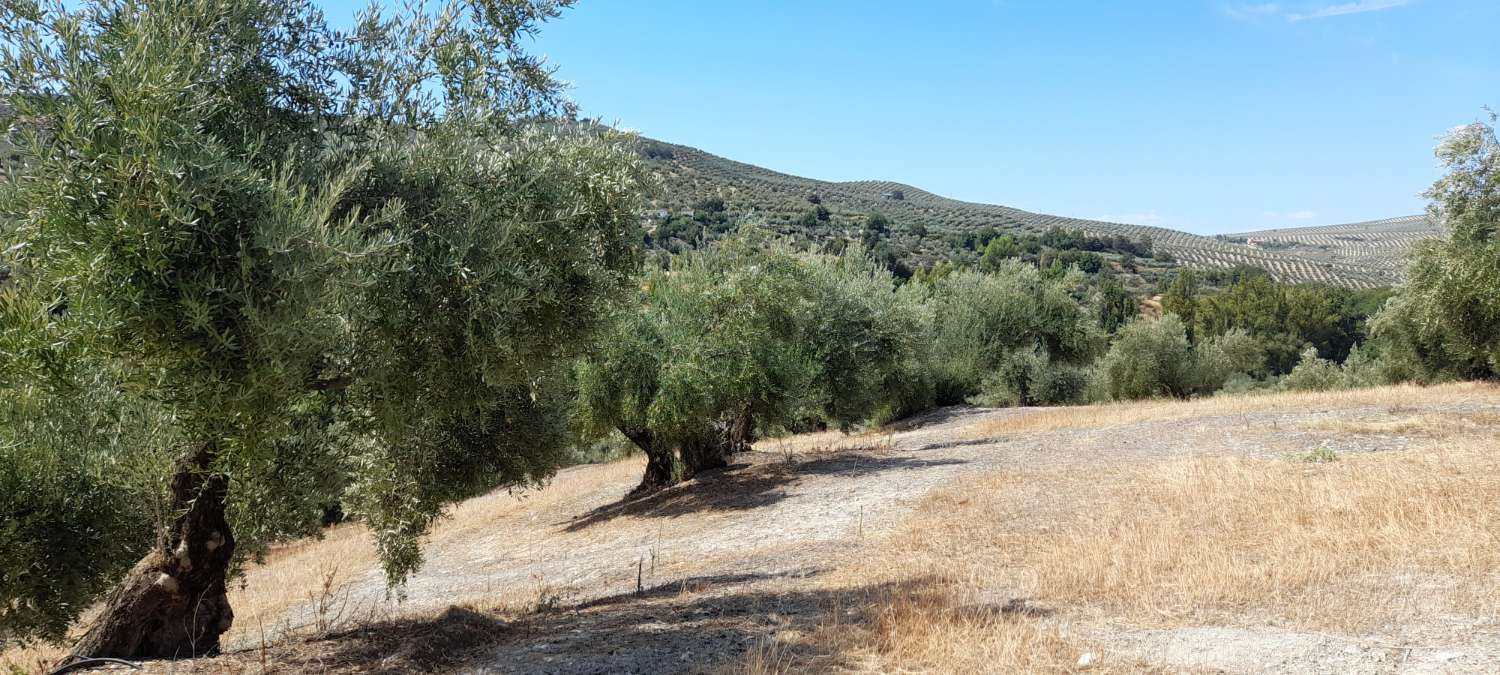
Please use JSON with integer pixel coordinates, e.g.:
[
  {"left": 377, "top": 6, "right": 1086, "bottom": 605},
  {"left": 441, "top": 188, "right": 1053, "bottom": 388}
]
[
  {"left": 70, "top": 442, "right": 236, "bottom": 660},
  {"left": 681, "top": 410, "right": 756, "bottom": 479},
  {"left": 621, "top": 427, "right": 675, "bottom": 495}
]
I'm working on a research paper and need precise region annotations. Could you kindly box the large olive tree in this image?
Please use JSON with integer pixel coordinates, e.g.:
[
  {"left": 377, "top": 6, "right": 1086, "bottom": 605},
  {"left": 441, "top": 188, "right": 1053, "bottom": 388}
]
[
  {"left": 0, "top": 0, "right": 641, "bottom": 658},
  {"left": 576, "top": 233, "right": 924, "bottom": 492}
]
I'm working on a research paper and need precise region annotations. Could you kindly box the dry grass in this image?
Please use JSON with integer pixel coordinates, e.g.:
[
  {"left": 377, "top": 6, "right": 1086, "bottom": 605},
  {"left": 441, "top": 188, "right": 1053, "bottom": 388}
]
[
  {"left": 859, "top": 424, "right": 1500, "bottom": 643},
  {"left": 1307, "top": 411, "right": 1500, "bottom": 437},
  {"left": 1024, "top": 436, "right": 1500, "bottom": 632},
  {"left": 734, "top": 581, "right": 1115, "bottom": 674},
  {"left": 743, "top": 387, "right": 1500, "bottom": 672},
  {"left": 976, "top": 381, "right": 1496, "bottom": 436}
]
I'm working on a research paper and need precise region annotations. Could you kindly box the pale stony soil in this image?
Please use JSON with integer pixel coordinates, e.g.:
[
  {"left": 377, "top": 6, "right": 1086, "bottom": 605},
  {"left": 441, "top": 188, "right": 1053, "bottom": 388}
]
[{"left": 109, "top": 384, "right": 1500, "bottom": 674}]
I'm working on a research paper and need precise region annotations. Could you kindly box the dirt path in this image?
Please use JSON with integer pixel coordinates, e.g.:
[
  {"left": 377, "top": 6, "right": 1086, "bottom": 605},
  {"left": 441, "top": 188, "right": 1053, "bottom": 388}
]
[{"left": 156, "top": 385, "right": 1500, "bottom": 674}]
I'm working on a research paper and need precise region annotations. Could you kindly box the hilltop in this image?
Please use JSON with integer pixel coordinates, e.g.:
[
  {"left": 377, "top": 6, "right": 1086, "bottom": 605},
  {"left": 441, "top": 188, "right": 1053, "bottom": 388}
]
[{"left": 639, "top": 138, "right": 1440, "bottom": 289}]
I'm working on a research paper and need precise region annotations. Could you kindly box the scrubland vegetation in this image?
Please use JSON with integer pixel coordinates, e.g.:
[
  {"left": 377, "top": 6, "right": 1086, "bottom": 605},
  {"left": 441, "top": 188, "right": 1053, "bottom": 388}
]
[{"left": 1, "top": 0, "right": 1498, "bottom": 672}]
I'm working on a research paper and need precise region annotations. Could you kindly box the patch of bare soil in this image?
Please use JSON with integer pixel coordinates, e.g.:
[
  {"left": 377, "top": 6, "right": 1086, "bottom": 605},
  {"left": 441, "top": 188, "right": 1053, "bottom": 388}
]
[{"left": 109, "top": 383, "right": 1500, "bottom": 674}]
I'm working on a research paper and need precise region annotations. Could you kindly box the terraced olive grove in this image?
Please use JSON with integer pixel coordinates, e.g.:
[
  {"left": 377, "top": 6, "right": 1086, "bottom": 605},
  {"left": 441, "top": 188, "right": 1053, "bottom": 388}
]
[{"left": 640, "top": 138, "right": 1439, "bottom": 289}]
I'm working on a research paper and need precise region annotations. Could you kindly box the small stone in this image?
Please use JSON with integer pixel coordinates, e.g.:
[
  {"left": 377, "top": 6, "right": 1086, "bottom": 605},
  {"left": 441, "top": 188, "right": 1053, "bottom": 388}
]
[{"left": 1076, "top": 652, "right": 1096, "bottom": 668}]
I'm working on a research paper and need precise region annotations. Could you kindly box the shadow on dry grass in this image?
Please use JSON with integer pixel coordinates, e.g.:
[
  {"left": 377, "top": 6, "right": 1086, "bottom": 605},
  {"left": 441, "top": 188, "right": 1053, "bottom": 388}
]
[
  {"left": 183, "top": 569, "right": 965, "bottom": 674},
  {"left": 563, "top": 451, "right": 966, "bottom": 532}
]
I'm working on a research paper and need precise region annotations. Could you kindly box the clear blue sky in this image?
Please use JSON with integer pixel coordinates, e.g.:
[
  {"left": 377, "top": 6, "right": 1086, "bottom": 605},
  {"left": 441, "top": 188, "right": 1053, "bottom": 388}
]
[{"left": 321, "top": 1, "right": 1499, "bottom": 234}]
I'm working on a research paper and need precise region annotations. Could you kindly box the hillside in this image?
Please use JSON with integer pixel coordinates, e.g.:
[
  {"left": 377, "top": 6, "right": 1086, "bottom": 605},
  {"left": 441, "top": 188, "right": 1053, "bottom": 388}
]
[
  {"left": 1224, "top": 215, "right": 1440, "bottom": 283},
  {"left": 641, "top": 138, "right": 1438, "bottom": 289}
]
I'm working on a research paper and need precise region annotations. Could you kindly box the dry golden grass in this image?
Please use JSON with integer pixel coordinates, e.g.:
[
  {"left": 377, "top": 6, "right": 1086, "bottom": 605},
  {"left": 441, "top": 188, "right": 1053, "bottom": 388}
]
[
  {"left": 1307, "top": 411, "right": 1500, "bottom": 437},
  {"left": 976, "top": 381, "right": 1496, "bottom": 436},
  {"left": 744, "top": 386, "right": 1500, "bottom": 672},
  {"left": 854, "top": 428, "right": 1500, "bottom": 644},
  {"left": 1023, "top": 436, "right": 1500, "bottom": 632}
]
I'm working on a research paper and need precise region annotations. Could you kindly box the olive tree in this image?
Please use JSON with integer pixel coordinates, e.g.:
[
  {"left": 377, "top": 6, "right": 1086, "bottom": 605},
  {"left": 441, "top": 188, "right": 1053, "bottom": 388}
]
[
  {"left": 1, "top": 0, "right": 641, "bottom": 658},
  {"left": 1091, "top": 317, "right": 1264, "bottom": 400},
  {"left": 1373, "top": 115, "right": 1500, "bottom": 379},
  {"left": 576, "top": 233, "right": 923, "bottom": 492},
  {"left": 924, "top": 264, "right": 1102, "bottom": 404}
]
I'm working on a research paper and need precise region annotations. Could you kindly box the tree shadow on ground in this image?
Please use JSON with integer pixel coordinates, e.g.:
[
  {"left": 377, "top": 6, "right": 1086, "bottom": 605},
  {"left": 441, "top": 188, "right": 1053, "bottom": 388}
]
[
  {"left": 882, "top": 404, "right": 987, "bottom": 431},
  {"left": 218, "top": 569, "right": 974, "bottom": 673},
  {"left": 188, "top": 569, "right": 1049, "bottom": 674},
  {"left": 563, "top": 451, "right": 967, "bottom": 532}
]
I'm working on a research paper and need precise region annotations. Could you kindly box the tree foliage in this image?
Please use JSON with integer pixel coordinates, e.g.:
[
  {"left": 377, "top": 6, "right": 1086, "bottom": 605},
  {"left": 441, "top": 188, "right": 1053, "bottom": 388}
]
[
  {"left": 576, "top": 232, "right": 924, "bottom": 490},
  {"left": 923, "top": 264, "right": 1102, "bottom": 404},
  {"left": 1373, "top": 116, "right": 1500, "bottom": 379},
  {"left": 0, "top": 0, "right": 642, "bottom": 648}
]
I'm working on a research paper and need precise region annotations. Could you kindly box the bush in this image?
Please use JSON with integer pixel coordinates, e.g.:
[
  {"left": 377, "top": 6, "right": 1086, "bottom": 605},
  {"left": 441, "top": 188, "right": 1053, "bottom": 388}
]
[
  {"left": 925, "top": 265, "right": 1102, "bottom": 404},
  {"left": 973, "top": 347, "right": 1087, "bottom": 407},
  {"left": 1189, "top": 329, "right": 1266, "bottom": 394},
  {"left": 1091, "top": 316, "right": 1193, "bottom": 400},
  {"left": 1281, "top": 347, "right": 1344, "bottom": 392}
]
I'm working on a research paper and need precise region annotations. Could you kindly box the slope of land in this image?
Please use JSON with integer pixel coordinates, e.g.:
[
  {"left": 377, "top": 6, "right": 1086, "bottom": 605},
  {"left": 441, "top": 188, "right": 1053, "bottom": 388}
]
[
  {"left": 642, "top": 138, "right": 1437, "bottom": 289},
  {"left": 1224, "top": 215, "right": 1441, "bottom": 283},
  {"left": 13, "top": 383, "right": 1500, "bottom": 674}
]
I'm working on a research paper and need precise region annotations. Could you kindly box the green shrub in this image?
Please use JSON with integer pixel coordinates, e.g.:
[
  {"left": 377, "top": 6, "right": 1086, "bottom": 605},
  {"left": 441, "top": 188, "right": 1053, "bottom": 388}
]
[
  {"left": 973, "top": 347, "right": 1087, "bottom": 407},
  {"left": 1189, "top": 329, "right": 1266, "bottom": 394},
  {"left": 926, "top": 265, "right": 1102, "bottom": 404},
  {"left": 1281, "top": 347, "right": 1345, "bottom": 392},
  {"left": 1091, "top": 315, "right": 1194, "bottom": 400}
]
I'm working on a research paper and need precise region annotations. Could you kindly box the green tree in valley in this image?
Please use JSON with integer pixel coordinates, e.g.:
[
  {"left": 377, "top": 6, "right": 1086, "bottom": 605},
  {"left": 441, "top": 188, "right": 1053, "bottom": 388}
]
[{"left": 924, "top": 264, "right": 1103, "bottom": 404}]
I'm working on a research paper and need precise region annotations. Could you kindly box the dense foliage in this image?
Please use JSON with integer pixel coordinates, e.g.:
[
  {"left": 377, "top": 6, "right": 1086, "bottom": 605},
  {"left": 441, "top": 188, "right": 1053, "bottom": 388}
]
[
  {"left": 1372, "top": 116, "right": 1500, "bottom": 381},
  {"left": 577, "top": 232, "right": 924, "bottom": 490},
  {"left": 921, "top": 265, "right": 1102, "bottom": 405},
  {"left": 0, "top": 0, "right": 641, "bottom": 649}
]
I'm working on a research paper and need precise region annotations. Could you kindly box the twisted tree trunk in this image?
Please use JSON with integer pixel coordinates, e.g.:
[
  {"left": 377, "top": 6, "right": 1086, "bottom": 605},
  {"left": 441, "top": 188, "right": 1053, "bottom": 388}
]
[
  {"left": 70, "top": 442, "right": 236, "bottom": 660},
  {"left": 621, "top": 427, "right": 675, "bottom": 495},
  {"left": 681, "top": 410, "right": 755, "bottom": 479}
]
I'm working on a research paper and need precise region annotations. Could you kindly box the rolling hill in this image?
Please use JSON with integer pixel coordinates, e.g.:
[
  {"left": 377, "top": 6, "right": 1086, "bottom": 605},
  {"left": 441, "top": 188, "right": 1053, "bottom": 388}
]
[{"left": 640, "top": 138, "right": 1441, "bottom": 289}]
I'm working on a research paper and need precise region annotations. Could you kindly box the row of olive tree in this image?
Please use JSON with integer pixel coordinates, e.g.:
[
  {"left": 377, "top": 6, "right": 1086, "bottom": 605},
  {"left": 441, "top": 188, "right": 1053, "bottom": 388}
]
[
  {"left": 575, "top": 248, "right": 1120, "bottom": 492},
  {"left": 1, "top": 0, "right": 643, "bottom": 659}
]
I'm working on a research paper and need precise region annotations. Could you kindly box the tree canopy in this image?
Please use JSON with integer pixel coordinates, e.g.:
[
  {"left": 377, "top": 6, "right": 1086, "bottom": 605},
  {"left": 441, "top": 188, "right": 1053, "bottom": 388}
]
[
  {"left": 576, "top": 231, "right": 924, "bottom": 491},
  {"left": 0, "top": 0, "right": 642, "bottom": 654}
]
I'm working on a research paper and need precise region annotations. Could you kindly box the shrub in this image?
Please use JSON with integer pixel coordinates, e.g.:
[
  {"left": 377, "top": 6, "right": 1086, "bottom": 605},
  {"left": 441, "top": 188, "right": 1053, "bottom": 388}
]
[
  {"left": 1189, "top": 329, "right": 1266, "bottom": 394},
  {"left": 926, "top": 265, "right": 1102, "bottom": 404},
  {"left": 1281, "top": 347, "right": 1345, "bottom": 392},
  {"left": 974, "top": 348, "right": 1088, "bottom": 407},
  {"left": 1091, "top": 316, "right": 1193, "bottom": 400}
]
